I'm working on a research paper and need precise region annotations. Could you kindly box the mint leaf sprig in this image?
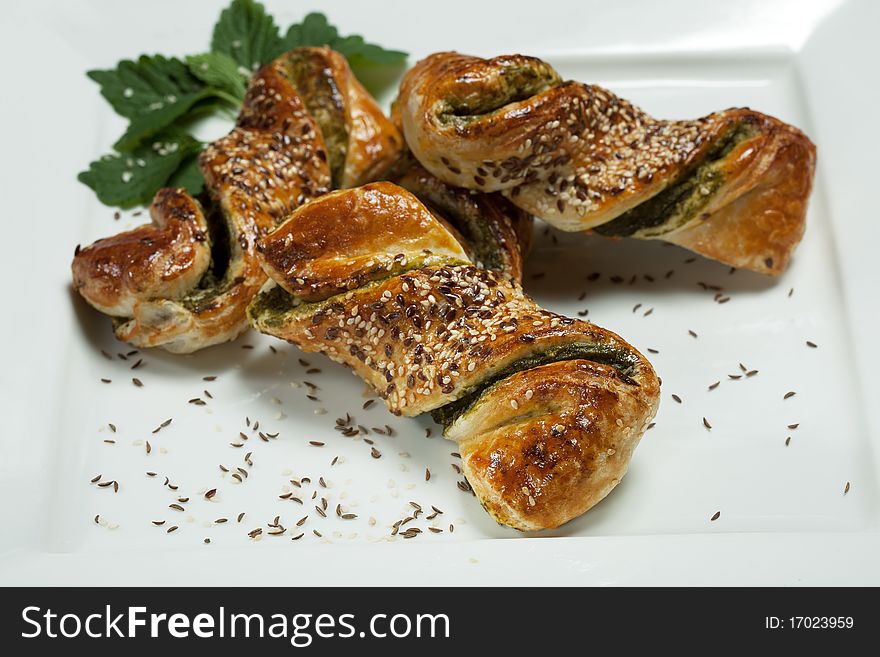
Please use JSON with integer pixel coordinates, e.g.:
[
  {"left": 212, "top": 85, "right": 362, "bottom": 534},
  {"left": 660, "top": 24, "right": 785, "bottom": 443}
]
[{"left": 79, "top": 0, "right": 407, "bottom": 210}]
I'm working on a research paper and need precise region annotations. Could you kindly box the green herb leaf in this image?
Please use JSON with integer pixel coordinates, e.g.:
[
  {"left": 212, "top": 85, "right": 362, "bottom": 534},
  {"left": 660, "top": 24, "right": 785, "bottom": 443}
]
[
  {"left": 186, "top": 52, "right": 248, "bottom": 104},
  {"left": 167, "top": 155, "right": 205, "bottom": 197},
  {"left": 282, "top": 12, "right": 339, "bottom": 49},
  {"left": 329, "top": 35, "right": 408, "bottom": 66},
  {"left": 78, "top": 133, "right": 203, "bottom": 208},
  {"left": 87, "top": 55, "right": 215, "bottom": 151},
  {"left": 211, "top": 0, "right": 284, "bottom": 72},
  {"left": 283, "top": 12, "right": 408, "bottom": 68},
  {"left": 80, "top": 1, "right": 408, "bottom": 209}
]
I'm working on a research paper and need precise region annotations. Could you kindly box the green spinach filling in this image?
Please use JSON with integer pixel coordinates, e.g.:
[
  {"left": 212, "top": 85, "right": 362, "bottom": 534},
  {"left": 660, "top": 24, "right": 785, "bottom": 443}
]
[
  {"left": 247, "top": 282, "right": 303, "bottom": 327},
  {"left": 595, "top": 123, "right": 757, "bottom": 238},
  {"left": 430, "top": 341, "right": 640, "bottom": 428},
  {"left": 420, "top": 198, "right": 505, "bottom": 271},
  {"left": 280, "top": 52, "right": 348, "bottom": 186},
  {"left": 178, "top": 202, "right": 236, "bottom": 312},
  {"left": 438, "top": 63, "right": 561, "bottom": 126},
  {"left": 247, "top": 256, "right": 471, "bottom": 329}
]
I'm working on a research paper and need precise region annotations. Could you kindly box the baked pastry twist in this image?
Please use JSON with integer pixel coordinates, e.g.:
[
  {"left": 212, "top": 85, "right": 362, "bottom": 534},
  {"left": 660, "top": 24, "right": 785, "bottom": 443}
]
[
  {"left": 248, "top": 181, "right": 659, "bottom": 530},
  {"left": 72, "top": 48, "right": 402, "bottom": 352},
  {"left": 387, "top": 152, "right": 533, "bottom": 281},
  {"left": 395, "top": 52, "right": 817, "bottom": 275}
]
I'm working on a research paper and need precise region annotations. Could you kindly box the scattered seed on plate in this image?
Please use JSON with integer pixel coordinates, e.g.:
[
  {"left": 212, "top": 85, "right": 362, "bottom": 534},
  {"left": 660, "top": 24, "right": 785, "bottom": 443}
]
[
  {"left": 784, "top": 391, "right": 796, "bottom": 400},
  {"left": 703, "top": 417, "right": 712, "bottom": 430},
  {"left": 671, "top": 394, "right": 682, "bottom": 404},
  {"left": 132, "top": 378, "right": 143, "bottom": 387},
  {"left": 710, "top": 511, "right": 721, "bottom": 521},
  {"left": 708, "top": 381, "right": 720, "bottom": 391},
  {"left": 844, "top": 482, "right": 851, "bottom": 495}
]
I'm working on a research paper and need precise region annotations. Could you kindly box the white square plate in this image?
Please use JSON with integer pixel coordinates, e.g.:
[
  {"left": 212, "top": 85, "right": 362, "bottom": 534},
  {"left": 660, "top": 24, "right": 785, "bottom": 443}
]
[{"left": 1, "top": 0, "right": 878, "bottom": 585}]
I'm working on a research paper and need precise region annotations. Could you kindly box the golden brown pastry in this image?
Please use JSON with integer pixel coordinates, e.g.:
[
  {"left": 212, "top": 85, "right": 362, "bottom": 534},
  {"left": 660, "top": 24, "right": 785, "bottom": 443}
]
[
  {"left": 395, "top": 52, "right": 817, "bottom": 275},
  {"left": 248, "top": 182, "right": 659, "bottom": 530},
  {"left": 280, "top": 48, "right": 405, "bottom": 188},
  {"left": 72, "top": 188, "right": 211, "bottom": 318},
  {"left": 386, "top": 152, "right": 533, "bottom": 281},
  {"left": 72, "top": 48, "right": 402, "bottom": 352}
]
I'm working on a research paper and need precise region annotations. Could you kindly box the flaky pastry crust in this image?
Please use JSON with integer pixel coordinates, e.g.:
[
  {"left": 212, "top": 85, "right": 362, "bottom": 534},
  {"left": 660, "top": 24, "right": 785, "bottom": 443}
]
[{"left": 396, "top": 52, "right": 816, "bottom": 274}]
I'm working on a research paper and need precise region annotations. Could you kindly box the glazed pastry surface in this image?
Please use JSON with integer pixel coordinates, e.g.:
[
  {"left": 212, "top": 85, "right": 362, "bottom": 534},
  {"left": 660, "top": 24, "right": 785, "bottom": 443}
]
[
  {"left": 395, "top": 52, "right": 816, "bottom": 274},
  {"left": 72, "top": 48, "right": 402, "bottom": 352},
  {"left": 249, "top": 182, "right": 660, "bottom": 530}
]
